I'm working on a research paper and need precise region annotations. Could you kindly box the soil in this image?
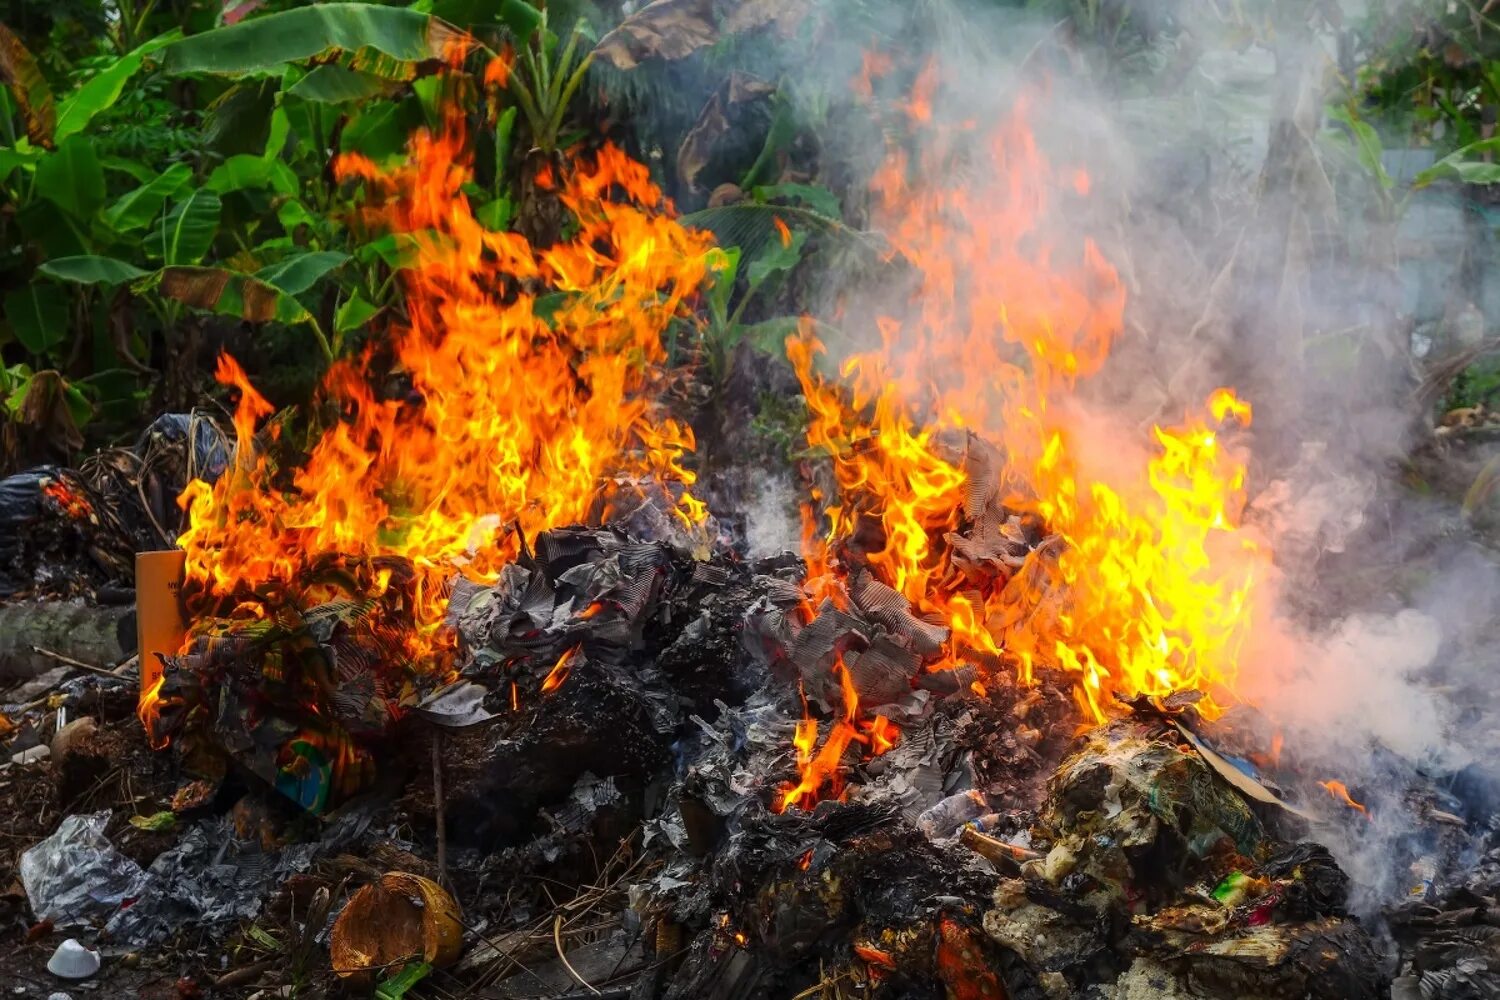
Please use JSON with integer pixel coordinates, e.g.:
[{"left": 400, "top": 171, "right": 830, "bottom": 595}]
[{"left": 0, "top": 681, "right": 249, "bottom": 997}]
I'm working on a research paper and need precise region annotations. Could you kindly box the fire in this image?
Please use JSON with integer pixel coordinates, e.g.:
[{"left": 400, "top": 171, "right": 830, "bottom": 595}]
[
  {"left": 147, "top": 65, "right": 712, "bottom": 730},
  {"left": 542, "top": 646, "right": 581, "bottom": 695},
  {"left": 42, "top": 479, "right": 93, "bottom": 521},
  {"left": 854, "top": 943, "right": 897, "bottom": 969},
  {"left": 1319, "top": 780, "right": 1368, "bottom": 815},
  {"left": 139, "top": 673, "right": 169, "bottom": 750},
  {"left": 778, "top": 655, "right": 899, "bottom": 811},
  {"left": 792, "top": 72, "right": 1268, "bottom": 723}
]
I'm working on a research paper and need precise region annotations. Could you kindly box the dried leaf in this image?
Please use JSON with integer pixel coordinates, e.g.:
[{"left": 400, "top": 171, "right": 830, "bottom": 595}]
[
  {"left": 593, "top": 0, "right": 715, "bottom": 69},
  {"left": 158, "top": 266, "right": 311, "bottom": 325},
  {"left": 0, "top": 24, "right": 55, "bottom": 146},
  {"left": 677, "top": 72, "right": 773, "bottom": 192},
  {"left": 592, "top": 0, "right": 804, "bottom": 70},
  {"left": 15, "top": 370, "right": 86, "bottom": 456},
  {"left": 677, "top": 91, "right": 729, "bottom": 193}
]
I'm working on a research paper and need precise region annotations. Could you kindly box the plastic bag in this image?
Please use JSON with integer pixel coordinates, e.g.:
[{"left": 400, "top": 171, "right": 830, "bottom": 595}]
[
  {"left": 0, "top": 466, "right": 61, "bottom": 594},
  {"left": 20, "top": 812, "right": 146, "bottom": 925},
  {"left": 132, "top": 412, "right": 230, "bottom": 486},
  {"left": 105, "top": 804, "right": 375, "bottom": 946}
]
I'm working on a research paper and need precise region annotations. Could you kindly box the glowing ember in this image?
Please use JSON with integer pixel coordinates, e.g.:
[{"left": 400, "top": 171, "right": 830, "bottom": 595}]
[
  {"left": 42, "top": 480, "right": 93, "bottom": 521},
  {"left": 792, "top": 73, "right": 1268, "bottom": 724},
  {"left": 1319, "top": 779, "right": 1368, "bottom": 815},
  {"left": 146, "top": 65, "right": 713, "bottom": 731}
]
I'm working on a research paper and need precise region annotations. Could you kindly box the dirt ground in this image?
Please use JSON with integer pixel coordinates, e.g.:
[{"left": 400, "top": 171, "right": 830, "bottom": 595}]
[{"left": 0, "top": 682, "right": 253, "bottom": 998}]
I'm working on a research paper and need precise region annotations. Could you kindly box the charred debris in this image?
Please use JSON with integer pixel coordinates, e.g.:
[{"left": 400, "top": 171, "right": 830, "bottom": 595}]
[{"left": 0, "top": 439, "right": 1493, "bottom": 999}]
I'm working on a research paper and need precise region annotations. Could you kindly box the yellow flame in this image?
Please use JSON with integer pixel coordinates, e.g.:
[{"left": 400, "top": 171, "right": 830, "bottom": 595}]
[{"left": 791, "top": 76, "right": 1267, "bottom": 725}]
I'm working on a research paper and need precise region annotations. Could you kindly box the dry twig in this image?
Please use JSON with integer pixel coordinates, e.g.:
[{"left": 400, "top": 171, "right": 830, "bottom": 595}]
[
  {"left": 432, "top": 729, "right": 447, "bottom": 887},
  {"left": 29, "top": 645, "right": 131, "bottom": 679},
  {"left": 555, "top": 912, "right": 602, "bottom": 996}
]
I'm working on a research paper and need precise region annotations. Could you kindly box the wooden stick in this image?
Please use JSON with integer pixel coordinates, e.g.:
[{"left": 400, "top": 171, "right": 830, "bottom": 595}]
[
  {"left": 432, "top": 729, "right": 447, "bottom": 888},
  {"left": 30, "top": 645, "right": 133, "bottom": 681},
  {"left": 960, "top": 826, "right": 1041, "bottom": 867}
]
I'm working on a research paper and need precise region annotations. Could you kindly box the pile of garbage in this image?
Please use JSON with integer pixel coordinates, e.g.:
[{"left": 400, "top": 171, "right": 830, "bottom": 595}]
[
  {"left": 0, "top": 413, "right": 228, "bottom": 601},
  {"left": 1, "top": 455, "right": 1496, "bottom": 996},
  {"left": 12, "top": 495, "right": 1487, "bottom": 998}
]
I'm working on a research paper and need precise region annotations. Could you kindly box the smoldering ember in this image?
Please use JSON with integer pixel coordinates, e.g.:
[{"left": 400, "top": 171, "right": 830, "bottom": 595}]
[{"left": 8, "top": 3, "right": 1500, "bottom": 1000}]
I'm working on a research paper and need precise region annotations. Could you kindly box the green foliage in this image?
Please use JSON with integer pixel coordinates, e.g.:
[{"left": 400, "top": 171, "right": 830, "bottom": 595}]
[
  {"left": 681, "top": 202, "right": 855, "bottom": 261},
  {"left": 691, "top": 185, "right": 852, "bottom": 386},
  {"left": 1327, "top": 106, "right": 1394, "bottom": 192},
  {"left": 54, "top": 31, "right": 180, "bottom": 142},
  {"left": 1353, "top": 1, "right": 1500, "bottom": 149},
  {"left": 4, "top": 284, "right": 69, "bottom": 353},
  {"left": 162, "top": 4, "right": 470, "bottom": 76},
  {"left": 751, "top": 388, "right": 809, "bottom": 463},
  {"left": 287, "top": 66, "right": 402, "bottom": 104},
  {"left": 255, "top": 252, "right": 351, "bottom": 295},
  {"left": 1412, "top": 137, "right": 1500, "bottom": 188},
  {"left": 148, "top": 190, "right": 221, "bottom": 266},
  {"left": 104, "top": 162, "right": 193, "bottom": 230},
  {"left": 1445, "top": 362, "right": 1500, "bottom": 412},
  {"left": 0, "top": 0, "right": 547, "bottom": 460},
  {"left": 508, "top": 12, "right": 595, "bottom": 155},
  {"left": 34, "top": 134, "right": 106, "bottom": 218},
  {"left": 0, "top": 0, "right": 850, "bottom": 466},
  {"left": 38, "top": 256, "right": 152, "bottom": 285}
]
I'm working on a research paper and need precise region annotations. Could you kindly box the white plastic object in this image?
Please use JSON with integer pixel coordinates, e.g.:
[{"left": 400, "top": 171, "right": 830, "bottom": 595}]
[{"left": 46, "top": 939, "right": 100, "bottom": 979}]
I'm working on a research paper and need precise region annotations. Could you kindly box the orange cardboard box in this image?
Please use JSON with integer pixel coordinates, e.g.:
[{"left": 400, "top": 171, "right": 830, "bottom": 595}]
[{"left": 136, "top": 550, "right": 187, "bottom": 691}]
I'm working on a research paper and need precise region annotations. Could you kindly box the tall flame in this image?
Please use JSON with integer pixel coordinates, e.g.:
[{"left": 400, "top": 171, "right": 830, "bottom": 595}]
[
  {"left": 793, "top": 81, "right": 1269, "bottom": 723},
  {"left": 170, "top": 76, "right": 712, "bottom": 674}
]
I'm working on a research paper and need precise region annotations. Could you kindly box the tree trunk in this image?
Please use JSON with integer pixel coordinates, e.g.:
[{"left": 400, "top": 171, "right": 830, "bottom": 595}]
[{"left": 516, "top": 147, "right": 566, "bottom": 249}]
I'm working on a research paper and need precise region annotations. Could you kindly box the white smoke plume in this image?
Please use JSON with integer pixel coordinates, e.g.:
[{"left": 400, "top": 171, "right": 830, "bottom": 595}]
[
  {"left": 743, "top": 472, "right": 801, "bottom": 558},
  {"left": 655, "top": 0, "right": 1497, "bottom": 905}
]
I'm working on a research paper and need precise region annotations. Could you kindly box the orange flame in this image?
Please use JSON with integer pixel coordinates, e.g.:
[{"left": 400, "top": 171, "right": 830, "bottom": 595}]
[
  {"left": 1319, "top": 780, "right": 1367, "bottom": 815},
  {"left": 158, "top": 80, "right": 712, "bottom": 714},
  {"left": 773, "top": 215, "right": 792, "bottom": 247},
  {"left": 778, "top": 655, "right": 899, "bottom": 811},
  {"left": 139, "top": 672, "right": 170, "bottom": 750},
  {"left": 542, "top": 646, "right": 581, "bottom": 695},
  {"left": 793, "top": 76, "right": 1268, "bottom": 722}
]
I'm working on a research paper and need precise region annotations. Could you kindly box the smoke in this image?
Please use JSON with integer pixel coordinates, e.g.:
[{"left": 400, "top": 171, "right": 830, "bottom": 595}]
[
  {"left": 648, "top": 0, "right": 1496, "bottom": 906},
  {"left": 1024, "top": 2, "right": 1500, "bottom": 910},
  {"left": 927, "top": 2, "right": 1489, "bottom": 904},
  {"left": 742, "top": 473, "right": 801, "bottom": 559}
]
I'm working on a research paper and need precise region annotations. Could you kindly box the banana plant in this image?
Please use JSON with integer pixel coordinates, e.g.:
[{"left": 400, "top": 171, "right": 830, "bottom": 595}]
[
  {"left": 2, "top": 0, "right": 561, "bottom": 448},
  {"left": 507, "top": 12, "right": 595, "bottom": 157},
  {"left": 503, "top": 12, "right": 597, "bottom": 246}
]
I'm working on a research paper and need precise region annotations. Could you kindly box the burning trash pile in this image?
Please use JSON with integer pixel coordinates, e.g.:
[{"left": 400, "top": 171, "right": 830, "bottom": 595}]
[
  {"left": 2, "top": 59, "right": 1498, "bottom": 1000},
  {"left": 0, "top": 412, "right": 228, "bottom": 602}
]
